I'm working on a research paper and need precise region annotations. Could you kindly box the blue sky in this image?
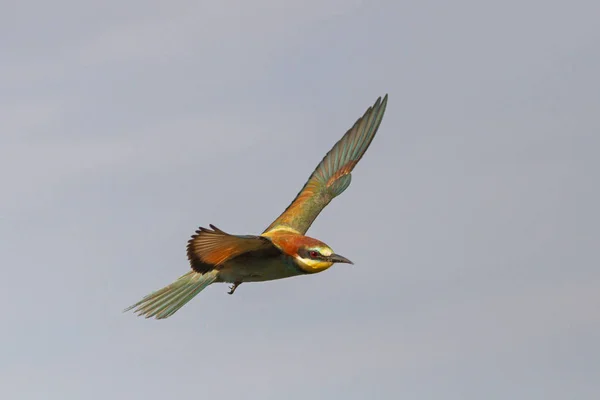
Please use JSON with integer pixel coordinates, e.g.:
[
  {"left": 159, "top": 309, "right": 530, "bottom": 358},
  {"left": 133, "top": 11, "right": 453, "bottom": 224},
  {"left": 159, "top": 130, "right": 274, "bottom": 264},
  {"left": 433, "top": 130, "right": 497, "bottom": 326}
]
[{"left": 1, "top": 1, "right": 599, "bottom": 399}]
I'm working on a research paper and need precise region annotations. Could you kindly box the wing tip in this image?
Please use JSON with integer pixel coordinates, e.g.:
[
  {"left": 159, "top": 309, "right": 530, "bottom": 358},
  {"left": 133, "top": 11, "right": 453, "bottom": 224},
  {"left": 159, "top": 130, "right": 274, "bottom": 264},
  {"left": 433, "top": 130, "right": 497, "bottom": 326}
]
[{"left": 375, "top": 93, "right": 388, "bottom": 112}]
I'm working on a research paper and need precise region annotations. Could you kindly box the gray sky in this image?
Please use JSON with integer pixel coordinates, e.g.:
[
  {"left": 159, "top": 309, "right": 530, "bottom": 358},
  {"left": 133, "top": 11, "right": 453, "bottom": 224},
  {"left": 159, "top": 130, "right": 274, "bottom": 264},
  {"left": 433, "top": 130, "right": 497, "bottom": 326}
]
[{"left": 1, "top": 1, "right": 599, "bottom": 399}]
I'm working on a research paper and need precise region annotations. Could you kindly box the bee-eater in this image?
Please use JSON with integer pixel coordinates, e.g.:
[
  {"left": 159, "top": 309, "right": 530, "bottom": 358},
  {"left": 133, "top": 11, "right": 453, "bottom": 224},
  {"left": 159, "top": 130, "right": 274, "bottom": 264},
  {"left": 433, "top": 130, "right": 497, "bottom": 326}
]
[{"left": 125, "top": 94, "right": 388, "bottom": 319}]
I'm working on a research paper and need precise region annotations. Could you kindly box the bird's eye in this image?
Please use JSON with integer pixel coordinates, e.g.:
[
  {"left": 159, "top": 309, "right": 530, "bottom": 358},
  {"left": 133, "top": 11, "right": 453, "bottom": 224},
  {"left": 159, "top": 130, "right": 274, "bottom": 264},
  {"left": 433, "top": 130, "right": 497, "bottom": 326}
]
[{"left": 310, "top": 251, "right": 318, "bottom": 258}]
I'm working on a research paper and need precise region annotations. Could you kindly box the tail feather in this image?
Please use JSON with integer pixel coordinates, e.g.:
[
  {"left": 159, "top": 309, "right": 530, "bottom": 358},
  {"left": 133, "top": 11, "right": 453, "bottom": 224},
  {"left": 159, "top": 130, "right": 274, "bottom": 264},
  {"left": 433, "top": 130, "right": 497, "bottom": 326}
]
[{"left": 124, "top": 270, "right": 218, "bottom": 319}]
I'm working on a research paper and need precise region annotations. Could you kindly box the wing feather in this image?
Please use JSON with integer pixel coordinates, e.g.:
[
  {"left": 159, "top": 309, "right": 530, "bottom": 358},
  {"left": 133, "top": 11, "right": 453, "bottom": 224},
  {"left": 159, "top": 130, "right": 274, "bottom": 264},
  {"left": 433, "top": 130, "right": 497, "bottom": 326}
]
[
  {"left": 187, "top": 224, "right": 277, "bottom": 273},
  {"left": 264, "top": 94, "right": 388, "bottom": 234}
]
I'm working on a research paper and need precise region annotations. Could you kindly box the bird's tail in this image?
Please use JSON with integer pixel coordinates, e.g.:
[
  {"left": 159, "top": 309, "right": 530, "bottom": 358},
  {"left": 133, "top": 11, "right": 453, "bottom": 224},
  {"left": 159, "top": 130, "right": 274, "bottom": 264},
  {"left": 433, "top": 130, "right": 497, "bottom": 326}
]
[{"left": 124, "top": 270, "right": 218, "bottom": 319}]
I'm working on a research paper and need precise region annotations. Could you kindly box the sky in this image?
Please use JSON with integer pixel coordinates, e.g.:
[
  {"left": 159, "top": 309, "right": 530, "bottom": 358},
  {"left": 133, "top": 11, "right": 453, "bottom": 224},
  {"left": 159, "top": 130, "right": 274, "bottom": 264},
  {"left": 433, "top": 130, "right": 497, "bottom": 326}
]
[{"left": 1, "top": 0, "right": 599, "bottom": 399}]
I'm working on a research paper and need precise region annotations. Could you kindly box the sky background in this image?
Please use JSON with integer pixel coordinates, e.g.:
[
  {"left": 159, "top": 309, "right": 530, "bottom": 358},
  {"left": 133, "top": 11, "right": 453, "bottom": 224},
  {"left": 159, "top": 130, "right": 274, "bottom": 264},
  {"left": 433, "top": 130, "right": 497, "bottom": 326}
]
[{"left": 1, "top": 1, "right": 599, "bottom": 399}]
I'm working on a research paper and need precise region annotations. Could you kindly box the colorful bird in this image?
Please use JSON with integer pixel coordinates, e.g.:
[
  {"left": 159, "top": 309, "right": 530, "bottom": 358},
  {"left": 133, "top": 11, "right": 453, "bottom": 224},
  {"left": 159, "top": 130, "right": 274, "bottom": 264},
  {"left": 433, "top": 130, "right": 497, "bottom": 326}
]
[{"left": 125, "top": 94, "right": 388, "bottom": 319}]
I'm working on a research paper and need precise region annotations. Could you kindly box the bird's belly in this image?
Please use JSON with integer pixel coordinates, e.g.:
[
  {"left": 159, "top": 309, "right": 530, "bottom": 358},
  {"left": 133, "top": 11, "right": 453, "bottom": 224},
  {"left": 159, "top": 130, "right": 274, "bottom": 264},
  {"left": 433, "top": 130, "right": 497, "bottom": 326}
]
[{"left": 218, "top": 256, "right": 302, "bottom": 283}]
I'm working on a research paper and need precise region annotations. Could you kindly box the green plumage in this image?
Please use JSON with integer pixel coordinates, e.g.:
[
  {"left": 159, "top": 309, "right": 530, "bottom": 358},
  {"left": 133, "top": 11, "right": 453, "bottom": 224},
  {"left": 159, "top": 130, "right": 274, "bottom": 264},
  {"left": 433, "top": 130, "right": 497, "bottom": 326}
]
[
  {"left": 264, "top": 94, "right": 388, "bottom": 234},
  {"left": 123, "top": 271, "right": 218, "bottom": 319}
]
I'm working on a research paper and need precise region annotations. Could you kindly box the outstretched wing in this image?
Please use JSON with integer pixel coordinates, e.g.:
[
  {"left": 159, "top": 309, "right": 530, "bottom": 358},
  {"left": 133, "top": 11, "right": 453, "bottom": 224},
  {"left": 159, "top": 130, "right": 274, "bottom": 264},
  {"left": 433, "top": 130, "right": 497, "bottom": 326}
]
[
  {"left": 264, "top": 94, "right": 388, "bottom": 235},
  {"left": 187, "top": 224, "right": 278, "bottom": 273}
]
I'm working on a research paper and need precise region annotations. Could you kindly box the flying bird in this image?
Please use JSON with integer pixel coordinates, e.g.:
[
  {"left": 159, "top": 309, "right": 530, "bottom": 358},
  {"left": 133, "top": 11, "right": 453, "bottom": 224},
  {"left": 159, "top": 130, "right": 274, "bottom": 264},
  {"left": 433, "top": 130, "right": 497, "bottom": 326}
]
[{"left": 125, "top": 94, "right": 388, "bottom": 319}]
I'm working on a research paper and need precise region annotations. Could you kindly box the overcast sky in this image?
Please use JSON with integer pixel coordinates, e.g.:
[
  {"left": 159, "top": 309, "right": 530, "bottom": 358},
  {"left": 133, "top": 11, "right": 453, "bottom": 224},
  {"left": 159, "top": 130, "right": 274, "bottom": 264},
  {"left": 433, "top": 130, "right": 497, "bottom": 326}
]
[{"left": 1, "top": 1, "right": 599, "bottom": 399}]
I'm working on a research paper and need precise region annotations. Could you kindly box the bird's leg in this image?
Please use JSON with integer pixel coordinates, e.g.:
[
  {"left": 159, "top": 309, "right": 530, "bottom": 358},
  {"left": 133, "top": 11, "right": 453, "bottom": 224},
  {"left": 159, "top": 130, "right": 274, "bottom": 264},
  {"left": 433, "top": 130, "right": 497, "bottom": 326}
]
[{"left": 228, "top": 282, "right": 241, "bottom": 295}]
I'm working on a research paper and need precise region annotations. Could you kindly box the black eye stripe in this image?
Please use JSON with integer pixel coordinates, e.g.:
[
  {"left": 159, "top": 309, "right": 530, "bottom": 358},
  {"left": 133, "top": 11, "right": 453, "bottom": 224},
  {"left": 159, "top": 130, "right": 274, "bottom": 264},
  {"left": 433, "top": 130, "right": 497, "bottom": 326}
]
[
  {"left": 302, "top": 249, "right": 322, "bottom": 259},
  {"left": 300, "top": 248, "right": 331, "bottom": 260}
]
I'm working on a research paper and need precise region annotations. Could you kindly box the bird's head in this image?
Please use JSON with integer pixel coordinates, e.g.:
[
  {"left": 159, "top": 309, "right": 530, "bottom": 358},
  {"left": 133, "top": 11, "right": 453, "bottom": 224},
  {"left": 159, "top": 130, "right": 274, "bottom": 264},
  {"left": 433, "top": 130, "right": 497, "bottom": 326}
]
[{"left": 293, "top": 238, "right": 353, "bottom": 274}]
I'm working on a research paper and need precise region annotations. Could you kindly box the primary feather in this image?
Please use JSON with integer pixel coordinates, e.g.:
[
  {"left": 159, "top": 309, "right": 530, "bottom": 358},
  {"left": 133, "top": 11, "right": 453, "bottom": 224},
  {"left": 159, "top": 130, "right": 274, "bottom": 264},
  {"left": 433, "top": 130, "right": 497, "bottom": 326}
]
[{"left": 264, "top": 94, "right": 388, "bottom": 234}]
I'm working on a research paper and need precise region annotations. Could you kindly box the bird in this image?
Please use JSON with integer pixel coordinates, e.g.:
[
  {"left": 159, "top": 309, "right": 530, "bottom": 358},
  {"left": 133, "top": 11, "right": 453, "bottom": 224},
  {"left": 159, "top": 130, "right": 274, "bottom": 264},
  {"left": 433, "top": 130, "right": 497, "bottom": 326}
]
[{"left": 124, "top": 94, "right": 388, "bottom": 319}]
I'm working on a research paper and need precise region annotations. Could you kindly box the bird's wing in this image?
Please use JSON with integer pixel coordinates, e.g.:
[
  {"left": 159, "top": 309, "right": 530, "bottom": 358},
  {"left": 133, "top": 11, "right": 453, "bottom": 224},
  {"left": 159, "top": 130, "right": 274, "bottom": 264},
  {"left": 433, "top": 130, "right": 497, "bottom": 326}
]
[
  {"left": 263, "top": 94, "right": 388, "bottom": 235},
  {"left": 187, "top": 224, "right": 279, "bottom": 273}
]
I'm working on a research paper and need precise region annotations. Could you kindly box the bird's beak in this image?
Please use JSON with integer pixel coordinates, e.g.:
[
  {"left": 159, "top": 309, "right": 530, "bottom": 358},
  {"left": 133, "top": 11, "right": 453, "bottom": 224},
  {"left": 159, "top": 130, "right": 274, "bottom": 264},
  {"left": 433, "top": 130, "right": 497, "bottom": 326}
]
[{"left": 329, "top": 253, "right": 354, "bottom": 265}]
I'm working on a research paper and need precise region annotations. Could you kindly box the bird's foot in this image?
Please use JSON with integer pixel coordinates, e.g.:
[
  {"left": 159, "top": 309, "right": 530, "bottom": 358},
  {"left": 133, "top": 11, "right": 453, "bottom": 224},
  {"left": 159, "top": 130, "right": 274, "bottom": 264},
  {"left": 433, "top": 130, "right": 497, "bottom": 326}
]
[{"left": 228, "top": 282, "right": 241, "bottom": 295}]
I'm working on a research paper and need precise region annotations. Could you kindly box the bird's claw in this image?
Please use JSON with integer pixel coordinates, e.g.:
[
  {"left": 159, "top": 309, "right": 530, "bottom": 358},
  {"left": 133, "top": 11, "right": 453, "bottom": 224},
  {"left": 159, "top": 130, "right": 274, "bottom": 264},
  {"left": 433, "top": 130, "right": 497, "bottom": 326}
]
[{"left": 228, "top": 283, "right": 241, "bottom": 295}]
